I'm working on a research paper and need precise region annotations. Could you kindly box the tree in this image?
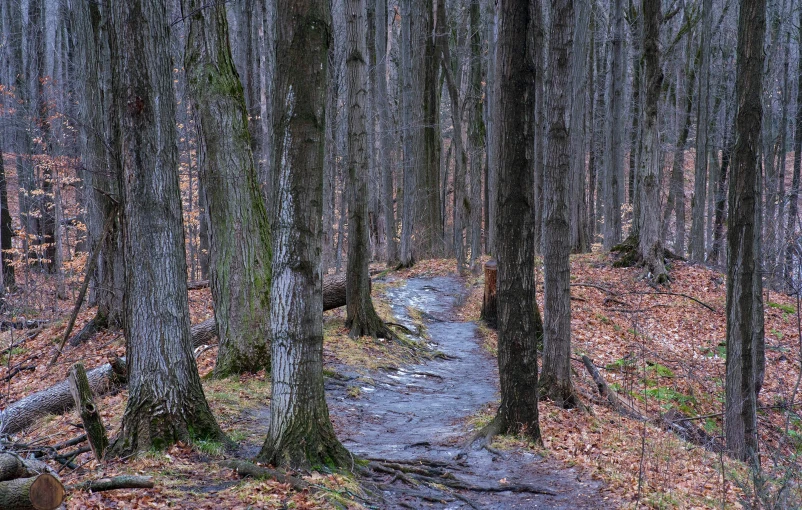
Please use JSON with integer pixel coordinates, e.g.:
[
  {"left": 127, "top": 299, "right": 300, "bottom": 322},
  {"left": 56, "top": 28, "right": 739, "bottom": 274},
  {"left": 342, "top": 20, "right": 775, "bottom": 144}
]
[
  {"left": 603, "top": 0, "right": 625, "bottom": 250},
  {"left": 541, "top": 0, "right": 576, "bottom": 408},
  {"left": 635, "top": 0, "right": 668, "bottom": 283},
  {"left": 785, "top": 4, "right": 802, "bottom": 290},
  {"left": 725, "top": 0, "right": 765, "bottom": 464},
  {"left": 109, "top": 0, "right": 225, "bottom": 455},
  {"left": 569, "top": 0, "right": 590, "bottom": 254},
  {"left": 689, "top": 0, "right": 713, "bottom": 261},
  {"left": 183, "top": 0, "right": 272, "bottom": 377},
  {"left": 467, "top": 0, "right": 484, "bottom": 269},
  {"left": 482, "top": 0, "right": 542, "bottom": 442},
  {"left": 257, "top": 0, "right": 349, "bottom": 468},
  {"left": 398, "top": 0, "right": 420, "bottom": 268},
  {"left": 344, "top": 0, "right": 392, "bottom": 338}
]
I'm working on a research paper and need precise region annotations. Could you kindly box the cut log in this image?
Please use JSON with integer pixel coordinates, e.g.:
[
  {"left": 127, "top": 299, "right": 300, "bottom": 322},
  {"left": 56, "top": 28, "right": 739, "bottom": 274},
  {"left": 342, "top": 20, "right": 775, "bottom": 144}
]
[
  {"left": 0, "top": 357, "right": 126, "bottom": 435},
  {"left": 480, "top": 259, "right": 498, "bottom": 326},
  {"left": 68, "top": 363, "right": 108, "bottom": 461},
  {"left": 190, "top": 273, "right": 352, "bottom": 347},
  {"left": 0, "top": 473, "right": 65, "bottom": 510},
  {"left": 0, "top": 454, "right": 53, "bottom": 482},
  {"left": 69, "top": 475, "right": 154, "bottom": 492}
]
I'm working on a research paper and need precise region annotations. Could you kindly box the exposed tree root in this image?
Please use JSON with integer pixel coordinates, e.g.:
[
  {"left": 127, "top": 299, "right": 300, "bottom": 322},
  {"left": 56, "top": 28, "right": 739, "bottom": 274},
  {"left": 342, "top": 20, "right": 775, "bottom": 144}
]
[{"left": 221, "top": 459, "right": 310, "bottom": 492}]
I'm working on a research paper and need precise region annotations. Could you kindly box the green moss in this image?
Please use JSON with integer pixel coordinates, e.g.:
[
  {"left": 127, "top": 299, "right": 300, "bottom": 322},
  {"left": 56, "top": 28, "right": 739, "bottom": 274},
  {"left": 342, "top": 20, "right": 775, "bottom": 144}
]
[{"left": 768, "top": 301, "right": 796, "bottom": 314}]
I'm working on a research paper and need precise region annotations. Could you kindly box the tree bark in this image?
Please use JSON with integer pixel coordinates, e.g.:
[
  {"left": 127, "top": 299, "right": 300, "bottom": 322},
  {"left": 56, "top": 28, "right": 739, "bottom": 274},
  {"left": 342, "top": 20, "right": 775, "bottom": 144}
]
[
  {"left": 0, "top": 474, "right": 64, "bottom": 510},
  {"left": 541, "top": 0, "right": 576, "bottom": 408},
  {"left": 725, "top": 0, "right": 765, "bottom": 464},
  {"left": 785, "top": 5, "right": 802, "bottom": 290},
  {"left": 603, "top": 0, "right": 624, "bottom": 250},
  {"left": 345, "top": 0, "right": 392, "bottom": 338},
  {"left": 636, "top": 0, "right": 668, "bottom": 283},
  {"left": 569, "top": 0, "right": 590, "bottom": 254},
  {"left": 492, "top": 0, "right": 542, "bottom": 442},
  {"left": 68, "top": 363, "right": 108, "bottom": 461},
  {"left": 467, "top": 0, "right": 484, "bottom": 269},
  {"left": 109, "top": 0, "right": 225, "bottom": 455},
  {"left": 257, "top": 0, "right": 349, "bottom": 469},
  {"left": 689, "top": 0, "right": 713, "bottom": 261},
  {"left": 183, "top": 0, "right": 272, "bottom": 377},
  {"left": 375, "top": 0, "right": 397, "bottom": 265},
  {"left": 398, "top": 0, "right": 420, "bottom": 267}
]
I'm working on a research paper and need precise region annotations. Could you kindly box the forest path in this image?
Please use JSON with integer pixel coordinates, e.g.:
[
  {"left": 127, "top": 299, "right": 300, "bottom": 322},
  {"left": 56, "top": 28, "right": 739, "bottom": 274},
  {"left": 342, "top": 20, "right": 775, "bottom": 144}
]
[{"left": 325, "top": 275, "right": 608, "bottom": 509}]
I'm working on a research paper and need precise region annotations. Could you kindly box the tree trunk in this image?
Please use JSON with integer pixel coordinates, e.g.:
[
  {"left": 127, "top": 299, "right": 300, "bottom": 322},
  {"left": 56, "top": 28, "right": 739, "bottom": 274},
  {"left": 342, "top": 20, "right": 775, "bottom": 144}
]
[
  {"left": 467, "top": 0, "right": 484, "bottom": 269},
  {"left": 541, "top": 0, "right": 576, "bottom": 408},
  {"left": 398, "top": 0, "right": 420, "bottom": 267},
  {"left": 0, "top": 474, "right": 64, "bottom": 510},
  {"left": 376, "top": 0, "right": 397, "bottom": 265},
  {"left": 689, "top": 0, "right": 713, "bottom": 261},
  {"left": 491, "top": 0, "right": 542, "bottom": 442},
  {"left": 785, "top": 5, "right": 802, "bottom": 290},
  {"left": 636, "top": 0, "right": 668, "bottom": 283},
  {"left": 603, "top": 0, "right": 624, "bottom": 250},
  {"left": 345, "top": 0, "right": 391, "bottom": 338},
  {"left": 0, "top": 142, "right": 13, "bottom": 290},
  {"left": 183, "top": 0, "right": 272, "bottom": 377},
  {"left": 725, "top": 0, "right": 765, "bottom": 464},
  {"left": 68, "top": 363, "right": 108, "bottom": 461},
  {"left": 258, "top": 0, "right": 349, "bottom": 469},
  {"left": 109, "top": 0, "right": 225, "bottom": 455},
  {"left": 569, "top": 0, "right": 590, "bottom": 254}
]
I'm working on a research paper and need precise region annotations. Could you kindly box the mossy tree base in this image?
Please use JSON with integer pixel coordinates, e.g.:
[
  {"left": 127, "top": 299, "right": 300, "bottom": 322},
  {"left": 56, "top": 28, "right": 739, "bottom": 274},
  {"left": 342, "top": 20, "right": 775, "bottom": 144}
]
[
  {"left": 257, "top": 418, "right": 351, "bottom": 471},
  {"left": 538, "top": 375, "right": 578, "bottom": 409},
  {"left": 609, "top": 234, "right": 672, "bottom": 284}
]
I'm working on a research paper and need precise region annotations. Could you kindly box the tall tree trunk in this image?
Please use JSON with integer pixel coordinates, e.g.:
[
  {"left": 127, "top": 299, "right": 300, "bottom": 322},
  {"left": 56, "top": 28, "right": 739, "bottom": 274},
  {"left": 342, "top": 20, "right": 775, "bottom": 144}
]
[
  {"left": 628, "top": 2, "right": 640, "bottom": 208},
  {"left": 484, "top": 2, "right": 497, "bottom": 255},
  {"left": 775, "top": 27, "right": 790, "bottom": 282},
  {"left": 689, "top": 0, "right": 713, "bottom": 261},
  {"left": 490, "top": 0, "right": 542, "bottom": 441},
  {"left": 0, "top": 144, "right": 12, "bottom": 291},
  {"left": 725, "top": 0, "right": 765, "bottom": 464},
  {"left": 375, "top": 0, "right": 397, "bottom": 265},
  {"left": 468, "top": 0, "right": 484, "bottom": 269},
  {"left": 603, "top": 0, "right": 624, "bottom": 249},
  {"left": 345, "top": 0, "right": 391, "bottom": 338},
  {"left": 183, "top": 0, "right": 273, "bottom": 377},
  {"left": 258, "top": 0, "right": 349, "bottom": 469},
  {"left": 398, "top": 0, "right": 419, "bottom": 267},
  {"left": 569, "top": 0, "right": 590, "bottom": 254},
  {"left": 532, "top": 0, "right": 545, "bottom": 255},
  {"left": 109, "top": 0, "right": 224, "bottom": 455},
  {"left": 636, "top": 0, "right": 667, "bottom": 283},
  {"left": 709, "top": 120, "right": 732, "bottom": 265},
  {"left": 785, "top": 5, "right": 802, "bottom": 290},
  {"left": 541, "top": 0, "right": 576, "bottom": 408}
]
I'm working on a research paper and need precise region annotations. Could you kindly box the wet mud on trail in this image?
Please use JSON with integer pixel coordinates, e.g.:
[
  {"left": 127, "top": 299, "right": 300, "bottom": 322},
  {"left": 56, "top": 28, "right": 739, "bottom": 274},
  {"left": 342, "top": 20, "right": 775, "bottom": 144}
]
[{"left": 325, "top": 276, "right": 609, "bottom": 509}]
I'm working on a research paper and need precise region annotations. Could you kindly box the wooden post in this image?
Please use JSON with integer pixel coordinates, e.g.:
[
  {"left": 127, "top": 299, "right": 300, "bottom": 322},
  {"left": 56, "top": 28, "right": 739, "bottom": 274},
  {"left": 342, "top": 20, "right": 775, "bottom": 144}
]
[
  {"left": 0, "top": 473, "right": 65, "bottom": 510},
  {"left": 480, "top": 259, "right": 498, "bottom": 326},
  {"left": 68, "top": 362, "right": 108, "bottom": 461}
]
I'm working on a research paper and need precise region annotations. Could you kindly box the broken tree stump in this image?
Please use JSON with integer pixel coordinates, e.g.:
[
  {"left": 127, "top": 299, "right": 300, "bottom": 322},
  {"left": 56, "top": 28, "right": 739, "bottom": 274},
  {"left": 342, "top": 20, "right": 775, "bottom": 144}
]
[
  {"left": 68, "top": 363, "right": 108, "bottom": 461},
  {"left": 0, "top": 473, "right": 65, "bottom": 510},
  {"left": 480, "top": 259, "right": 498, "bottom": 326}
]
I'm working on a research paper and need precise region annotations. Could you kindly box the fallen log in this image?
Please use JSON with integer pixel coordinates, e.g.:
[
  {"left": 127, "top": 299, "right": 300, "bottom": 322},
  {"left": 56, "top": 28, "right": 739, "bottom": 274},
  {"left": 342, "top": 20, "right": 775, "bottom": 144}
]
[
  {"left": 580, "top": 355, "right": 646, "bottom": 421},
  {"left": 0, "top": 454, "right": 53, "bottom": 482},
  {"left": 68, "top": 363, "right": 108, "bottom": 461},
  {"left": 221, "top": 460, "right": 309, "bottom": 492},
  {"left": 0, "top": 357, "right": 126, "bottom": 435},
  {"left": 191, "top": 273, "right": 352, "bottom": 347},
  {"left": 69, "top": 475, "right": 154, "bottom": 492},
  {"left": 0, "top": 473, "right": 64, "bottom": 510}
]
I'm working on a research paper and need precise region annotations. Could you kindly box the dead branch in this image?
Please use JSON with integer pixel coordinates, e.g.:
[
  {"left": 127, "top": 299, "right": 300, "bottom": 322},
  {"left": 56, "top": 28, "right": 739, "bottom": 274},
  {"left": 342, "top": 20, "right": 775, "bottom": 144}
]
[
  {"left": 221, "top": 459, "right": 309, "bottom": 492},
  {"left": 68, "top": 475, "right": 154, "bottom": 492}
]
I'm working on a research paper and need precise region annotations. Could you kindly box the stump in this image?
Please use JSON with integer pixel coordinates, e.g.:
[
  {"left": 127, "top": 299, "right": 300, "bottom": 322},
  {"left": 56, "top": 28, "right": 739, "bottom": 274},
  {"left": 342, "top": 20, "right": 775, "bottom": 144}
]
[
  {"left": 480, "top": 259, "right": 498, "bottom": 326},
  {"left": 68, "top": 362, "right": 108, "bottom": 461},
  {"left": 0, "top": 473, "right": 65, "bottom": 510}
]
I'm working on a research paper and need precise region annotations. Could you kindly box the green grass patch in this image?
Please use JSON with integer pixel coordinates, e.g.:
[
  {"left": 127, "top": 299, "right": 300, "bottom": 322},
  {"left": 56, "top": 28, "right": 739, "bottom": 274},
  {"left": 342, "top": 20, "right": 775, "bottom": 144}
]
[{"left": 768, "top": 301, "right": 796, "bottom": 314}]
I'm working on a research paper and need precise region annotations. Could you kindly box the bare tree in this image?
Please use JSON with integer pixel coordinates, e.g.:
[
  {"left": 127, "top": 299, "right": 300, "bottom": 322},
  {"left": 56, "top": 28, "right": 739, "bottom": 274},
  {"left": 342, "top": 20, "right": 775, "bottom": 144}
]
[
  {"left": 725, "top": 0, "right": 765, "bottom": 464},
  {"left": 603, "top": 0, "right": 625, "bottom": 250},
  {"left": 109, "top": 0, "right": 225, "bottom": 455},
  {"left": 182, "top": 0, "right": 273, "bottom": 377},
  {"left": 258, "top": 0, "right": 349, "bottom": 468}
]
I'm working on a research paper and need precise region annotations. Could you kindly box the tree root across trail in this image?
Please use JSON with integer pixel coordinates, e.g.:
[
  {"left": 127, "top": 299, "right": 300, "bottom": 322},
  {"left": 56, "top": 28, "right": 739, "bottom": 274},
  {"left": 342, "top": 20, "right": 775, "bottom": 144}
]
[{"left": 319, "top": 275, "right": 606, "bottom": 509}]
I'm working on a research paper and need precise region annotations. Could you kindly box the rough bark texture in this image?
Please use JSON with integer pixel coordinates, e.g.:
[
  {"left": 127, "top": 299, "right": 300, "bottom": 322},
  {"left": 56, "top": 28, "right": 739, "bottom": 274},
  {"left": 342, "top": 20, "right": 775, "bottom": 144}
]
[
  {"left": 0, "top": 474, "right": 64, "bottom": 510},
  {"left": 492, "top": 0, "right": 542, "bottom": 441},
  {"left": 0, "top": 454, "right": 56, "bottom": 482},
  {"left": 785, "top": 5, "right": 802, "bottom": 289},
  {"left": 569, "top": 0, "right": 590, "bottom": 254},
  {"left": 257, "top": 0, "right": 349, "bottom": 469},
  {"left": 603, "top": 0, "right": 625, "bottom": 250},
  {"left": 468, "top": 0, "right": 484, "bottom": 268},
  {"left": 68, "top": 363, "right": 109, "bottom": 461},
  {"left": 689, "top": 0, "right": 713, "bottom": 261},
  {"left": 636, "top": 0, "right": 668, "bottom": 283},
  {"left": 375, "top": 0, "right": 396, "bottom": 265},
  {"left": 345, "top": 0, "right": 390, "bottom": 338},
  {"left": 398, "top": 0, "right": 420, "bottom": 267},
  {"left": 725, "top": 0, "right": 765, "bottom": 464},
  {"left": 480, "top": 259, "right": 497, "bottom": 326},
  {"left": 0, "top": 141, "right": 14, "bottom": 289},
  {"left": 0, "top": 358, "right": 126, "bottom": 436},
  {"left": 183, "top": 0, "right": 272, "bottom": 377},
  {"left": 110, "top": 0, "right": 224, "bottom": 455},
  {"left": 541, "top": 0, "right": 576, "bottom": 408}
]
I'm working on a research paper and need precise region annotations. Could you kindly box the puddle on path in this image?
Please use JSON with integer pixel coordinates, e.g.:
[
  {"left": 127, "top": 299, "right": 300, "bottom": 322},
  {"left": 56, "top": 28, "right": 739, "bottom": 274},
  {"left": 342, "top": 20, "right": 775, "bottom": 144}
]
[{"left": 326, "top": 276, "right": 609, "bottom": 509}]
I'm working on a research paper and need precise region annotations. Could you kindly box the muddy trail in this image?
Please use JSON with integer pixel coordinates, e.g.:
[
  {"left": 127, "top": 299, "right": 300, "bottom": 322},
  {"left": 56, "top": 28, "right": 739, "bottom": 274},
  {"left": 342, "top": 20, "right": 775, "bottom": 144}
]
[{"left": 323, "top": 276, "right": 608, "bottom": 509}]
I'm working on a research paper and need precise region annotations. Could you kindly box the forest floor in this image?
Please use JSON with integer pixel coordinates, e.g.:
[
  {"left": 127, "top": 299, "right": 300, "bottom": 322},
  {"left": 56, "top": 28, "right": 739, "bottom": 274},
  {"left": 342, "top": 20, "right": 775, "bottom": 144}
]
[{"left": 0, "top": 254, "right": 800, "bottom": 508}]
